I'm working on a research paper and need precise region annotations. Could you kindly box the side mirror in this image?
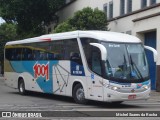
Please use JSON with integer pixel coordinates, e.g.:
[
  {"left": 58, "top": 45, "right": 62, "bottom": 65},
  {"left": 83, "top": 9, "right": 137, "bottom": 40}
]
[
  {"left": 144, "top": 45, "right": 158, "bottom": 62},
  {"left": 90, "top": 43, "right": 107, "bottom": 61}
]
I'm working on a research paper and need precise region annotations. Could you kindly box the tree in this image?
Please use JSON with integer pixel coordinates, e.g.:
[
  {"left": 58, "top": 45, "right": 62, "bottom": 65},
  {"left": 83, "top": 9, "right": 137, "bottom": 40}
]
[
  {"left": 53, "top": 19, "right": 76, "bottom": 33},
  {"left": 0, "top": 23, "right": 17, "bottom": 73},
  {"left": 0, "top": 0, "right": 65, "bottom": 38},
  {"left": 54, "top": 7, "right": 108, "bottom": 33}
]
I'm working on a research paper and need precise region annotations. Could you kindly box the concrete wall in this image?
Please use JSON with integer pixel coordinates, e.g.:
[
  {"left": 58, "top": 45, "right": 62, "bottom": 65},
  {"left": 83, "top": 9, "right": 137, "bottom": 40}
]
[
  {"left": 56, "top": 0, "right": 160, "bottom": 91},
  {"left": 58, "top": 0, "right": 160, "bottom": 22},
  {"left": 57, "top": 0, "right": 110, "bottom": 22},
  {"left": 57, "top": 0, "right": 160, "bottom": 55}
]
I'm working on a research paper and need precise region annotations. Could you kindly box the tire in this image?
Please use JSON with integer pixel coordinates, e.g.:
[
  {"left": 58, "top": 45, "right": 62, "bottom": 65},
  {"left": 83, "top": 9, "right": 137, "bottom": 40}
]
[
  {"left": 18, "top": 79, "right": 27, "bottom": 95},
  {"left": 73, "top": 84, "right": 87, "bottom": 104}
]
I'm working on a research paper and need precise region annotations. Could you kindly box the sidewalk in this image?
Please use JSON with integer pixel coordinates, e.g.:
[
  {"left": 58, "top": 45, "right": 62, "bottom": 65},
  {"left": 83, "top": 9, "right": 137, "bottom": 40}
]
[
  {"left": 150, "top": 90, "right": 160, "bottom": 102},
  {"left": 0, "top": 76, "right": 4, "bottom": 80},
  {"left": 0, "top": 74, "right": 3, "bottom": 77}
]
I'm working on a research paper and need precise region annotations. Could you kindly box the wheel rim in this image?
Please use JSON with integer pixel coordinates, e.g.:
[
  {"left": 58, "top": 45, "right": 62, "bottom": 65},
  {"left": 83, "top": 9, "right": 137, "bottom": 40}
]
[
  {"left": 19, "top": 82, "right": 24, "bottom": 93},
  {"left": 76, "top": 87, "right": 85, "bottom": 101}
]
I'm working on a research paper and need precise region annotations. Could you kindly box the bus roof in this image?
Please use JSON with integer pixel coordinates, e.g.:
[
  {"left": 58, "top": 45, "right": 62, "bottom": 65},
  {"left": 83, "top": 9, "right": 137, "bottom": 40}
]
[{"left": 6, "top": 31, "right": 141, "bottom": 45}]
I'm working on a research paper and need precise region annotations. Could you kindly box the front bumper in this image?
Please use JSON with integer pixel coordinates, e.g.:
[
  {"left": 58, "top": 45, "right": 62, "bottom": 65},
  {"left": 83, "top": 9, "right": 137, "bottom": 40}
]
[{"left": 104, "top": 88, "right": 150, "bottom": 102}]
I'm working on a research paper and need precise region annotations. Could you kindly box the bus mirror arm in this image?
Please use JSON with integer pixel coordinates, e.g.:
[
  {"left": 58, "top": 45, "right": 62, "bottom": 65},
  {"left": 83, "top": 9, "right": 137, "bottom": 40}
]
[
  {"left": 144, "top": 45, "right": 158, "bottom": 62},
  {"left": 90, "top": 43, "right": 107, "bottom": 61}
]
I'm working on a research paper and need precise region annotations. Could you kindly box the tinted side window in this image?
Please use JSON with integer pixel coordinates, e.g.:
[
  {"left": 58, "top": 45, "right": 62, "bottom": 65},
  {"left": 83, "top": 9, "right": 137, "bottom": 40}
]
[
  {"left": 5, "top": 48, "right": 12, "bottom": 60},
  {"left": 22, "top": 48, "right": 33, "bottom": 60},
  {"left": 23, "top": 42, "right": 55, "bottom": 61},
  {"left": 49, "top": 40, "right": 65, "bottom": 60},
  {"left": 15, "top": 48, "right": 22, "bottom": 60},
  {"left": 64, "top": 39, "right": 82, "bottom": 65},
  {"left": 5, "top": 39, "right": 82, "bottom": 62},
  {"left": 48, "top": 39, "right": 82, "bottom": 64},
  {"left": 5, "top": 48, "right": 22, "bottom": 61}
]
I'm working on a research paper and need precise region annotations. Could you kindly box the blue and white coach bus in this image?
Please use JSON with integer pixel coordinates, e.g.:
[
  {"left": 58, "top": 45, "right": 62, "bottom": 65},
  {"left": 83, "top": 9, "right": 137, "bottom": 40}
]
[{"left": 4, "top": 31, "right": 157, "bottom": 104}]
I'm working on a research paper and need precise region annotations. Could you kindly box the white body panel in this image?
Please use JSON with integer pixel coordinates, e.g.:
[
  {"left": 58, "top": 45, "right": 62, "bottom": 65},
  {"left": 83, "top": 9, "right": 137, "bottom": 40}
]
[
  {"left": 6, "top": 31, "right": 141, "bottom": 46},
  {"left": 4, "top": 31, "right": 151, "bottom": 102}
]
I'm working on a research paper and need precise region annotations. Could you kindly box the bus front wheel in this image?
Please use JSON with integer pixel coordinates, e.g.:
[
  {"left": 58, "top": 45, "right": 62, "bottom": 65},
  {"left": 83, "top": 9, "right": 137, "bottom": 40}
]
[
  {"left": 73, "top": 84, "right": 87, "bottom": 104},
  {"left": 18, "top": 79, "right": 27, "bottom": 95}
]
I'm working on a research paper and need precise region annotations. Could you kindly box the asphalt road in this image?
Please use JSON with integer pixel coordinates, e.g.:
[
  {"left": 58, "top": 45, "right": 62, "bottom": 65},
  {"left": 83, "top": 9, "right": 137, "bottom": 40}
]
[{"left": 0, "top": 78, "right": 160, "bottom": 120}]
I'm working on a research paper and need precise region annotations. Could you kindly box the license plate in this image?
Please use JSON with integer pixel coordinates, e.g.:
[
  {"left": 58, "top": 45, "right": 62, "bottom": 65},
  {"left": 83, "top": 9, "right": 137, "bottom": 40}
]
[{"left": 128, "top": 95, "right": 136, "bottom": 100}]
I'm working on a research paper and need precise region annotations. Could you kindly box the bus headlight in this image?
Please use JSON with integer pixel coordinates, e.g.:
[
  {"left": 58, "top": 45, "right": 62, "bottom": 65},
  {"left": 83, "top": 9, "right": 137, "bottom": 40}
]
[
  {"left": 105, "top": 84, "right": 120, "bottom": 91},
  {"left": 111, "top": 86, "right": 120, "bottom": 91},
  {"left": 143, "top": 85, "right": 149, "bottom": 90}
]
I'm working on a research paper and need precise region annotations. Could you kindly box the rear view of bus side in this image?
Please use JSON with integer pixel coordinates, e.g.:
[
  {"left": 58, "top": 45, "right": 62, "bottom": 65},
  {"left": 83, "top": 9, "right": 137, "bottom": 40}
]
[{"left": 4, "top": 31, "right": 157, "bottom": 104}]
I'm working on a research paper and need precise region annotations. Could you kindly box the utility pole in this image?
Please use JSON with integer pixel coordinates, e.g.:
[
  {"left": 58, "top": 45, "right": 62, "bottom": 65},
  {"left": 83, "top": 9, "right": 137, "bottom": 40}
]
[{"left": 0, "top": 34, "right": 5, "bottom": 75}]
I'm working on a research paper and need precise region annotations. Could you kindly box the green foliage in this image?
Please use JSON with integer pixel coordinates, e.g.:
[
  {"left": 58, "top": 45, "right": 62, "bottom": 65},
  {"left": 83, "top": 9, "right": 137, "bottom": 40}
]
[
  {"left": 0, "top": 23, "right": 17, "bottom": 40},
  {"left": 54, "top": 7, "right": 108, "bottom": 33},
  {"left": 54, "top": 19, "right": 76, "bottom": 33},
  {"left": 0, "top": 0, "right": 65, "bottom": 38},
  {"left": 0, "top": 23, "right": 17, "bottom": 61}
]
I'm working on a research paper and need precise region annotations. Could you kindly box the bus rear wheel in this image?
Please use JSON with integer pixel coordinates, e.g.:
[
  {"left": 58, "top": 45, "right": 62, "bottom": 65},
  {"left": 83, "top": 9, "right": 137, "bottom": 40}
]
[
  {"left": 18, "top": 79, "right": 27, "bottom": 95},
  {"left": 73, "top": 84, "right": 87, "bottom": 104}
]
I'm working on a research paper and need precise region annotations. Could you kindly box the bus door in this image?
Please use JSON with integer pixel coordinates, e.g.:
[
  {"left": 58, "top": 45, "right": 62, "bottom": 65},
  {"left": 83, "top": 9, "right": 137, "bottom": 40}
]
[{"left": 87, "top": 50, "right": 104, "bottom": 101}]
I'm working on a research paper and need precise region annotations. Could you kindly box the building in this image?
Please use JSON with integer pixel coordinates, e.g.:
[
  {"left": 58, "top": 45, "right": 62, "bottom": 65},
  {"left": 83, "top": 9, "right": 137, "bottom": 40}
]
[{"left": 56, "top": 0, "right": 160, "bottom": 91}]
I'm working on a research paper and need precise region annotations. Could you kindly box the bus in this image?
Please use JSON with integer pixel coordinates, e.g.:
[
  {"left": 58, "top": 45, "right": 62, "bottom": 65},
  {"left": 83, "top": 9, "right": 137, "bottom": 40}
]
[{"left": 4, "top": 31, "right": 158, "bottom": 104}]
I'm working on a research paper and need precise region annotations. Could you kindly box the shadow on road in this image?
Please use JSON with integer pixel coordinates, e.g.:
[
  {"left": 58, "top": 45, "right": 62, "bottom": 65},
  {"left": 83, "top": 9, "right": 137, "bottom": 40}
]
[
  {"left": 9, "top": 91, "right": 141, "bottom": 109},
  {"left": 87, "top": 100, "right": 141, "bottom": 109},
  {"left": 10, "top": 91, "right": 75, "bottom": 103}
]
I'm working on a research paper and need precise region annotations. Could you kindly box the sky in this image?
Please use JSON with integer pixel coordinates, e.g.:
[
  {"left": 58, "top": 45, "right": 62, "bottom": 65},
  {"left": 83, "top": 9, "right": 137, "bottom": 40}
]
[{"left": 0, "top": 17, "right": 5, "bottom": 24}]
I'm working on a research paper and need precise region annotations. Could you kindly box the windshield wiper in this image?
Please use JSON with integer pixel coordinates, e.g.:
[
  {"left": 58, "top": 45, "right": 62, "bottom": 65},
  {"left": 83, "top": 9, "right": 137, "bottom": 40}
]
[{"left": 130, "top": 55, "right": 144, "bottom": 80}]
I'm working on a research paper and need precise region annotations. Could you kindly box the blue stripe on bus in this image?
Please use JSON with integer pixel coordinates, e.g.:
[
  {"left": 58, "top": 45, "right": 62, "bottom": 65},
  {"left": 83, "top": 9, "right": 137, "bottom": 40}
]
[{"left": 10, "top": 61, "right": 58, "bottom": 93}]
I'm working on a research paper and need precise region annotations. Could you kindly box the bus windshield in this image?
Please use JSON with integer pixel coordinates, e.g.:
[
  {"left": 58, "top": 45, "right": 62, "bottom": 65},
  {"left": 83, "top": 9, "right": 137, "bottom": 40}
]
[{"left": 102, "top": 42, "right": 149, "bottom": 83}]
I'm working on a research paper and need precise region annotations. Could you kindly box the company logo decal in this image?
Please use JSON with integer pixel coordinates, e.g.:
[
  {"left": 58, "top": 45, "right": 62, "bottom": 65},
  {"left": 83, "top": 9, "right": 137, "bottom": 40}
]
[
  {"left": 91, "top": 74, "right": 94, "bottom": 80},
  {"left": 33, "top": 62, "right": 49, "bottom": 80},
  {"left": 71, "top": 62, "right": 85, "bottom": 76},
  {"left": 72, "top": 65, "right": 83, "bottom": 75}
]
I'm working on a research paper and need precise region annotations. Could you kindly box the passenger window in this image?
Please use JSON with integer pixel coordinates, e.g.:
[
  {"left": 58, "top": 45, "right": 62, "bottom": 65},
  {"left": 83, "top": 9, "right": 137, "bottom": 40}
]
[
  {"left": 50, "top": 40, "right": 65, "bottom": 60},
  {"left": 64, "top": 39, "right": 82, "bottom": 65},
  {"left": 33, "top": 50, "right": 40, "bottom": 60},
  {"left": 22, "top": 48, "right": 33, "bottom": 60},
  {"left": 70, "top": 52, "right": 82, "bottom": 65},
  {"left": 5, "top": 48, "right": 12, "bottom": 60},
  {"left": 5, "top": 48, "right": 22, "bottom": 61}
]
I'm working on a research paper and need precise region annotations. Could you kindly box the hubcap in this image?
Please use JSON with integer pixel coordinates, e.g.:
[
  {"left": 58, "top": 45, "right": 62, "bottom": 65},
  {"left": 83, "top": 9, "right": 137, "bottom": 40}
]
[
  {"left": 20, "top": 83, "right": 24, "bottom": 93},
  {"left": 76, "top": 88, "right": 85, "bottom": 101}
]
